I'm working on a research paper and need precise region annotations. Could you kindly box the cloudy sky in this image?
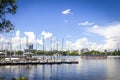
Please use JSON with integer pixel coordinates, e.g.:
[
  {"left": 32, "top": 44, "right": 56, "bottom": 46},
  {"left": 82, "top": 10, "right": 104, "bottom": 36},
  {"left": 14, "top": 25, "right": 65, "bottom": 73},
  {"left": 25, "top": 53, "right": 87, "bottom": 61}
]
[{"left": 1, "top": 0, "right": 120, "bottom": 51}]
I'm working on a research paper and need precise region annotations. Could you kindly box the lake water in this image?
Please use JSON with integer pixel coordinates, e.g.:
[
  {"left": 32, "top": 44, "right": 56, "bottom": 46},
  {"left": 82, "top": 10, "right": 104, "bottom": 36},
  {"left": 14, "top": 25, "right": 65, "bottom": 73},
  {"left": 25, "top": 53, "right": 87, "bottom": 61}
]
[{"left": 0, "top": 56, "right": 120, "bottom": 80}]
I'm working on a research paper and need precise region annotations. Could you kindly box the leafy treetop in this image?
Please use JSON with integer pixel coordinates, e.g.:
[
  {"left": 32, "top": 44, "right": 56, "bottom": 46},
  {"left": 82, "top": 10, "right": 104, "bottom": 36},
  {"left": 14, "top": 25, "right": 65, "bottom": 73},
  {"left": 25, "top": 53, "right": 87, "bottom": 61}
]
[{"left": 0, "top": 0, "right": 17, "bottom": 32}]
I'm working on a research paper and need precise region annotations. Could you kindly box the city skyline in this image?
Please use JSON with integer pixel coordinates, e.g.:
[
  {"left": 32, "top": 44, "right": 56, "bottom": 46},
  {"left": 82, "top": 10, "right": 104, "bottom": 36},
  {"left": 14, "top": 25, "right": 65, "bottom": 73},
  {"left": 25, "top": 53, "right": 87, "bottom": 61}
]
[{"left": 0, "top": 0, "right": 120, "bottom": 51}]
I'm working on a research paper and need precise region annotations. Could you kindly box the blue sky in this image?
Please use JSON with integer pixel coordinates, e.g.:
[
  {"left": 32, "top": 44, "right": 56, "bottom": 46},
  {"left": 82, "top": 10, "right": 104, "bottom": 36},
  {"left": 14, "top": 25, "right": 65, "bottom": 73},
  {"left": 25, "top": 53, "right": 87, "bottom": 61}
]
[{"left": 3, "top": 0, "right": 120, "bottom": 51}]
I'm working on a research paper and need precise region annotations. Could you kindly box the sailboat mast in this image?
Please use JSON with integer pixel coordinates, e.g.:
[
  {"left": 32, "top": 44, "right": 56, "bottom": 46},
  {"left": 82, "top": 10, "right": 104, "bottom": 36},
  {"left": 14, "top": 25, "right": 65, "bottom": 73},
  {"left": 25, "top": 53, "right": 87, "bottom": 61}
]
[
  {"left": 50, "top": 37, "right": 52, "bottom": 51},
  {"left": 26, "top": 36, "right": 28, "bottom": 50},
  {"left": 42, "top": 36, "right": 45, "bottom": 54},
  {"left": 62, "top": 38, "right": 64, "bottom": 51},
  {"left": 35, "top": 35, "right": 37, "bottom": 55},
  {"left": 56, "top": 37, "right": 58, "bottom": 51},
  {"left": 19, "top": 38, "right": 21, "bottom": 50},
  {"left": 36, "top": 35, "right": 37, "bottom": 50}
]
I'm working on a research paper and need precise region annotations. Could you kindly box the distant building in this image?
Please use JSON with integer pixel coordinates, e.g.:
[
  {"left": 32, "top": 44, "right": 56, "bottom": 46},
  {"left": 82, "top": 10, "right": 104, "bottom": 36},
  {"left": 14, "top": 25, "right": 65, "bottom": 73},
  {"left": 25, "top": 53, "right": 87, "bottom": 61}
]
[
  {"left": 25, "top": 44, "right": 33, "bottom": 52},
  {"left": 28, "top": 44, "right": 33, "bottom": 50},
  {"left": 81, "top": 48, "right": 89, "bottom": 53}
]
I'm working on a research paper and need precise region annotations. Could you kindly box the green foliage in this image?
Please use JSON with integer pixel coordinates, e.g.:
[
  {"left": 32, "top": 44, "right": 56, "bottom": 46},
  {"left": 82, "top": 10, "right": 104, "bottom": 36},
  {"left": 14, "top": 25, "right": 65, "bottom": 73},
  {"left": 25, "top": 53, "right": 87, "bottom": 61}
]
[
  {"left": 66, "top": 51, "right": 70, "bottom": 55},
  {"left": 30, "top": 50, "right": 36, "bottom": 54},
  {"left": 80, "top": 49, "right": 120, "bottom": 56},
  {"left": 15, "top": 51, "right": 23, "bottom": 55},
  {"left": 61, "top": 51, "right": 67, "bottom": 55},
  {"left": 66, "top": 50, "right": 78, "bottom": 56},
  {"left": 0, "top": 0, "right": 17, "bottom": 32},
  {"left": 0, "top": 77, "right": 5, "bottom": 80},
  {"left": 110, "top": 49, "right": 120, "bottom": 55},
  {"left": 34, "top": 50, "right": 57, "bottom": 55},
  {"left": 71, "top": 50, "right": 78, "bottom": 55},
  {"left": 17, "top": 76, "right": 28, "bottom": 80},
  {"left": 3, "top": 49, "right": 120, "bottom": 56},
  {"left": 44, "top": 51, "right": 54, "bottom": 55},
  {"left": 90, "top": 50, "right": 100, "bottom": 55},
  {"left": 11, "top": 76, "right": 28, "bottom": 80},
  {"left": 36, "top": 50, "right": 44, "bottom": 55},
  {"left": 11, "top": 78, "right": 16, "bottom": 80},
  {"left": 0, "top": 76, "right": 28, "bottom": 80}
]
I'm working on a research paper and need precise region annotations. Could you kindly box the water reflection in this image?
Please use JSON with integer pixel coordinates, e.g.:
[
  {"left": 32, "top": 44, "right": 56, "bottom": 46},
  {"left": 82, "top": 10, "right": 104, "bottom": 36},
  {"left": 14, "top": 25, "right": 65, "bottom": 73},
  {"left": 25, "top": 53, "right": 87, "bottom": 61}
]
[
  {"left": 0, "top": 56, "right": 120, "bottom": 80},
  {"left": 106, "top": 57, "right": 120, "bottom": 80}
]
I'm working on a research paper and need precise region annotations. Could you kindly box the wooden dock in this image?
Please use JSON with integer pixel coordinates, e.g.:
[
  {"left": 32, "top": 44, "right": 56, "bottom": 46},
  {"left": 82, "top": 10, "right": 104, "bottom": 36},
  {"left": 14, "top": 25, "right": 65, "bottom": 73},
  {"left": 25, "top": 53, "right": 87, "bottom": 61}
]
[{"left": 0, "top": 59, "right": 79, "bottom": 66}]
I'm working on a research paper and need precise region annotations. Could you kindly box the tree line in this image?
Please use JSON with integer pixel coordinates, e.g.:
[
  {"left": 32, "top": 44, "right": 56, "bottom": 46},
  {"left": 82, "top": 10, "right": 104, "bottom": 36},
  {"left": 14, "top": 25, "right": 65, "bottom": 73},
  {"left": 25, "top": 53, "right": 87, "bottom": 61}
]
[
  {"left": 1, "top": 49, "right": 120, "bottom": 56},
  {"left": 81, "top": 49, "right": 120, "bottom": 56}
]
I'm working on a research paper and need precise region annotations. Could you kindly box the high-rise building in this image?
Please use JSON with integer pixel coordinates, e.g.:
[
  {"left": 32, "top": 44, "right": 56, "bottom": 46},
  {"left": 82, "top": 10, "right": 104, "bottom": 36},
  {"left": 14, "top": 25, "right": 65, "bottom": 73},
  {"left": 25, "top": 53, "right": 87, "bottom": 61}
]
[{"left": 28, "top": 44, "right": 33, "bottom": 50}]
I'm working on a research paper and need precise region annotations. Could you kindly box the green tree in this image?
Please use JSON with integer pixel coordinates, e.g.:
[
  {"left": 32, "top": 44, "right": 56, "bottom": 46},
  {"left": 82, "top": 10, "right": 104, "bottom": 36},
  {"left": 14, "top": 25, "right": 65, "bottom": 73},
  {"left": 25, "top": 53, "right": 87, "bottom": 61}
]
[
  {"left": 11, "top": 78, "right": 16, "bottom": 80},
  {"left": 0, "top": 0, "right": 17, "bottom": 32},
  {"left": 66, "top": 51, "right": 70, "bottom": 55},
  {"left": 70, "top": 50, "right": 78, "bottom": 56},
  {"left": 15, "top": 51, "right": 23, "bottom": 55},
  {"left": 31, "top": 50, "right": 36, "bottom": 54},
  {"left": 90, "top": 50, "right": 100, "bottom": 55},
  {"left": 11, "top": 76, "right": 28, "bottom": 80},
  {"left": 36, "top": 50, "right": 44, "bottom": 55},
  {"left": 17, "top": 76, "right": 28, "bottom": 80},
  {"left": 0, "top": 77, "right": 5, "bottom": 80}
]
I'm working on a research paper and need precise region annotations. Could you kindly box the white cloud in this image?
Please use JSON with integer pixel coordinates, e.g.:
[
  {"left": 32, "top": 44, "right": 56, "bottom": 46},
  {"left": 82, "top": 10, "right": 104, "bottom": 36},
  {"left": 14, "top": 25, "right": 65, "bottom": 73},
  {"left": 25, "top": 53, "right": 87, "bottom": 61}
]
[
  {"left": 78, "top": 21, "right": 94, "bottom": 26},
  {"left": 62, "top": 9, "right": 71, "bottom": 14},
  {"left": 15, "top": 30, "right": 20, "bottom": 37},
  {"left": 0, "top": 31, "right": 22, "bottom": 50},
  {"left": 12, "top": 31, "right": 21, "bottom": 50},
  {"left": 65, "top": 38, "right": 101, "bottom": 51},
  {"left": 37, "top": 38, "right": 43, "bottom": 46},
  {"left": 1, "top": 23, "right": 120, "bottom": 51},
  {"left": 90, "top": 24, "right": 120, "bottom": 39},
  {"left": 0, "top": 31, "right": 54, "bottom": 51},
  {"left": 65, "top": 23, "right": 120, "bottom": 51},
  {"left": 92, "top": 25, "right": 99, "bottom": 29},
  {"left": 65, "top": 38, "right": 109, "bottom": 52},
  {"left": 24, "top": 32, "right": 36, "bottom": 44},
  {"left": 41, "top": 31, "right": 53, "bottom": 39},
  {"left": 89, "top": 23, "right": 120, "bottom": 50}
]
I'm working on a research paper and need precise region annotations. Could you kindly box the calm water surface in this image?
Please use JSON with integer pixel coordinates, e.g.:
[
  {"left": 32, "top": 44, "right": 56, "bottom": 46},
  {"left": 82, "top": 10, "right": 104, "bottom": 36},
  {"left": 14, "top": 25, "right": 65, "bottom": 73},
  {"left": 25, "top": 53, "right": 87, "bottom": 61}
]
[{"left": 0, "top": 56, "right": 120, "bottom": 80}]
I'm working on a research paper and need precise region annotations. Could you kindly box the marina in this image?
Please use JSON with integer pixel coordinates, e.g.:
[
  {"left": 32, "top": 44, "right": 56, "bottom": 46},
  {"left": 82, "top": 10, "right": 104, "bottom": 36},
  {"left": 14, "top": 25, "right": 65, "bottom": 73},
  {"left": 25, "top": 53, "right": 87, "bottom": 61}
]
[
  {"left": 0, "top": 58, "right": 78, "bottom": 65},
  {"left": 0, "top": 56, "right": 120, "bottom": 80},
  {"left": 0, "top": 0, "right": 120, "bottom": 80}
]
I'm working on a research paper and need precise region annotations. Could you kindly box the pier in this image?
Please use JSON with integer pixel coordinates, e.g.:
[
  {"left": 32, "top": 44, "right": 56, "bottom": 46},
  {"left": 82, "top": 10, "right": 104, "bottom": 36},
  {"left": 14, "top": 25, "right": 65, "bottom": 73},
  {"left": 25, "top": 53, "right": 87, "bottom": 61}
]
[{"left": 0, "top": 58, "right": 79, "bottom": 66}]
